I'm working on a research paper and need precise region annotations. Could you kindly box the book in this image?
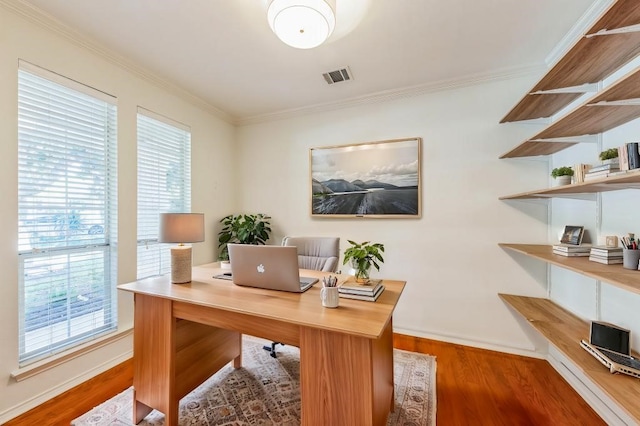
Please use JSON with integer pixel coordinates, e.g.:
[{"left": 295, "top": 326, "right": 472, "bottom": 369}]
[
  {"left": 553, "top": 250, "right": 590, "bottom": 257},
  {"left": 627, "top": 142, "right": 640, "bottom": 170},
  {"left": 589, "top": 256, "right": 624, "bottom": 265},
  {"left": 589, "top": 246, "right": 623, "bottom": 255},
  {"left": 339, "top": 278, "right": 383, "bottom": 295},
  {"left": 619, "top": 144, "right": 630, "bottom": 171},
  {"left": 588, "top": 163, "right": 620, "bottom": 173},
  {"left": 338, "top": 285, "right": 384, "bottom": 301},
  {"left": 552, "top": 244, "right": 591, "bottom": 252},
  {"left": 573, "top": 163, "right": 590, "bottom": 183}
]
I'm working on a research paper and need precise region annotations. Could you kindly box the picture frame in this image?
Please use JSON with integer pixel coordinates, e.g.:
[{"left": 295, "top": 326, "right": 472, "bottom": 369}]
[
  {"left": 310, "top": 137, "right": 421, "bottom": 218},
  {"left": 560, "top": 225, "right": 585, "bottom": 245}
]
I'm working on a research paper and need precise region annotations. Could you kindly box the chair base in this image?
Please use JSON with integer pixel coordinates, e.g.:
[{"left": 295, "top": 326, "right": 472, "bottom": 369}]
[{"left": 263, "top": 341, "right": 284, "bottom": 358}]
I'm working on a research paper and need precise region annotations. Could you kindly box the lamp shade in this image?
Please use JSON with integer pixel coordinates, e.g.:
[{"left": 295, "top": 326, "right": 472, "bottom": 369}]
[
  {"left": 158, "top": 213, "right": 205, "bottom": 244},
  {"left": 268, "top": 0, "right": 336, "bottom": 49}
]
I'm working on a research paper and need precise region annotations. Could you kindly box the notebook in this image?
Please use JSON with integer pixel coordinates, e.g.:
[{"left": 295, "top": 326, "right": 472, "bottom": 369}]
[
  {"left": 580, "top": 321, "right": 640, "bottom": 378},
  {"left": 222, "top": 244, "right": 318, "bottom": 293}
]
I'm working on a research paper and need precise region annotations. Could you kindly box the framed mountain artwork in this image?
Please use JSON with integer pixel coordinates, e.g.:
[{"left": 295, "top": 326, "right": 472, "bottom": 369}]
[{"left": 310, "top": 137, "right": 421, "bottom": 218}]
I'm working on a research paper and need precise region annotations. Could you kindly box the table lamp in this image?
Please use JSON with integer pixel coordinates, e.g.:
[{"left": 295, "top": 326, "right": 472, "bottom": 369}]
[{"left": 159, "top": 213, "right": 205, "bottom": 284}]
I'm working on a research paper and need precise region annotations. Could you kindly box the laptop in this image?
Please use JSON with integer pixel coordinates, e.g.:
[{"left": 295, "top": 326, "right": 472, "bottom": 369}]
[
  {"left": 219, "top": 244, "right": 318, "bottom": 293},
  {"left": 580, "top": 321, "right": 640, "bottom": 378}
]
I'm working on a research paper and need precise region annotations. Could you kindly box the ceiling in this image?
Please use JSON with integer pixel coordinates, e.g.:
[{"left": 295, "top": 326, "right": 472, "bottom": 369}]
[{"left": 16, "top": 0, "right": 600, "bottom": 124}]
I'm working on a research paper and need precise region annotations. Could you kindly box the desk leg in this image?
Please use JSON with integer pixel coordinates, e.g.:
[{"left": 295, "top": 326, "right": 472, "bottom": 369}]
[
  {"left": 299, "top": 321, "right": 394, "bottom": 426},
  {"left": 132, "top": 294, "right": 179, "bottom": 425},
  {"left": 233, "top": 333, "right": 242, "bottom": 368}
]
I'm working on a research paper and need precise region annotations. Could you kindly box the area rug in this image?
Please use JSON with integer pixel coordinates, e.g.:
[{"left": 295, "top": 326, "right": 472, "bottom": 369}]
[{"left": 72, "top": 336, "right": 436, "bottom": 425}]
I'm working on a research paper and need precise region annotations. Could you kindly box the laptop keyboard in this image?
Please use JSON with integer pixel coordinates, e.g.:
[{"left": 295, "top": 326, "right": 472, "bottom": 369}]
[{"left": 599, "top": 348, "right": 640, "bottom": 370}]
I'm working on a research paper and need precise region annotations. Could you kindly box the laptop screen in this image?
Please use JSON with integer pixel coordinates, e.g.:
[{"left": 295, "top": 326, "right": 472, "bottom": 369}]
[{"left": 590, "top": 321, "right": 630, "bottom": 355}]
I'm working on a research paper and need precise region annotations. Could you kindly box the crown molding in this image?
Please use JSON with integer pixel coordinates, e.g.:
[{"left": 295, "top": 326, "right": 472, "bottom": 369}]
[
  {"left": 237, "top": 63, "right": 546, "bottom": 126},
  {"left": 1, "top": 0, "right": 234, "bottom": 124}
]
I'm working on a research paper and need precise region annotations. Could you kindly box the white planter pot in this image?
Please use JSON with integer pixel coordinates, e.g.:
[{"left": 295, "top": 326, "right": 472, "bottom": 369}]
[{"left": 554, "top": 175, "right": 572, "bottom": 186}]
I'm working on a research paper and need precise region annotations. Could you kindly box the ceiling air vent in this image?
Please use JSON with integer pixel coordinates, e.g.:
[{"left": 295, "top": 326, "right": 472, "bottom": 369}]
[{"left": 323, "top": 67, "right": 352, "bottom": 85}]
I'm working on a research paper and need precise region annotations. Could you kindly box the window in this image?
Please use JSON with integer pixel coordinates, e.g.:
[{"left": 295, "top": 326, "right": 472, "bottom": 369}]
[
  {"left": 17, "top": 62, "right": 118, "bottom": 365},
  {"left": 137, "top": 109, "right": 191, "bottom": 280}
]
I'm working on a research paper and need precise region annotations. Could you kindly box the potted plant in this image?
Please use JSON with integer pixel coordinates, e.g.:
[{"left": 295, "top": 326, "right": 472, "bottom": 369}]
[
  {"left": 342, "top": 240, "right": 385, "bottom": 283},
  {"left": 217, "top": 214, "right": 272, "bottom": 267},
  {"left": 599, "top": 148, "right": 619, "bottom": 164},
  {"left": 551, "top": 166, "right": 574, "bottom": 186}
]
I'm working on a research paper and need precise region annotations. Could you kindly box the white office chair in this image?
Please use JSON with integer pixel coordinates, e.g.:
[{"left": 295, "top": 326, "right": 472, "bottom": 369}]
[{"left": 263, "top": 236, "right": 340, "bottom": 358}]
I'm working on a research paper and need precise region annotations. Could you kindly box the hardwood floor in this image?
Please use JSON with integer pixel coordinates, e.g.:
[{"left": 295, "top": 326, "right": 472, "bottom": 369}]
[
  {"left": 5, "top": 334, "right": 604, "bottom": 426},
  {"left": 393, "top": 333, "right": 605, "bottom": 426},
  {"left": 3, "top": 359, "right": 133, "bottom": 426}
]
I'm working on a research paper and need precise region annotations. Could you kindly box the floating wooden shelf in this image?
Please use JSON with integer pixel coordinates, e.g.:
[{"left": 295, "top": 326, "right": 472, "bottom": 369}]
[
  {"left": 499, "top": 170, "right": 640, "bottom": 199},
  {"left": 501, "top": 0, "right": 640, "bottom": 123},
  {"left": 499, "top": 294, "right": 640, "bottom": 423},
  {"left": 499, "top": 244, "right": 640, "bottom": 295},
  {"left": 501, "top": 67, "right": 640, "bottom": 158}
]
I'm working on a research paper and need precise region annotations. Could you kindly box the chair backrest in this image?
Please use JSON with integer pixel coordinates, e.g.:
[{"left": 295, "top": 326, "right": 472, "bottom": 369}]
[{"left": 282, "top": 236, "right": 340, "bottom": 272}]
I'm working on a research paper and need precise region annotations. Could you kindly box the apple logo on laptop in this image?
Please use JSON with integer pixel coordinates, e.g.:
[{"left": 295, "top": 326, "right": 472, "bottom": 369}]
[{"left": 257, "top": 264, "right": 265, "bottom": 274}]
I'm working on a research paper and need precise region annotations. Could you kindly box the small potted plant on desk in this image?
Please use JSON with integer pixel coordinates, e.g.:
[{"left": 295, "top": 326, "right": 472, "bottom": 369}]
[
  {"left": 551, "top": 166, "right": 574, "bottom": 186},
  {"left": 343, "top": 240, "right": 385, "bottom": 283},
  {"left": 217, "top": 213, "right": 272, "bottom": 268}
]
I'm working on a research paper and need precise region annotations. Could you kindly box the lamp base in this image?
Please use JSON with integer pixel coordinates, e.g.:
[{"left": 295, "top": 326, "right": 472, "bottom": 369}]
[{"left": 170, "top": 245, "right": 192, "bottom": 284}]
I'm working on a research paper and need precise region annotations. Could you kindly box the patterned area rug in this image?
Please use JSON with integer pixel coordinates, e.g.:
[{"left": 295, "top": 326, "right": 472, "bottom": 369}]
[{"left": 72, "top": 336, "right": 436, "bottom": 425}]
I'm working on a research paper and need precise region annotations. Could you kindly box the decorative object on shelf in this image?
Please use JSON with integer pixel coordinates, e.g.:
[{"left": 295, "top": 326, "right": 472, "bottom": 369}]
[
  {"left": 267, "top": 0, "right": 335, "bottom": 49},
  {"left": 605, "top": 235, "right": 619, "bottom": 248},
  {"left": 159, "top": 213, "right": 205, "bottom": 284},
  {"left": 560, "top": 225, "right": 584, "bottom": 246},
  {"left": 343, "top": 240, "right": 384, "bottom": 283},
  {"left": 310, "top": 137, "right": 421, "bottom": 218},
  {"left": 551, "top": 166, "right": 574, "bottom": 186},
  {"left": 599, "top": 148, "right": 619, "bottom": 165},
  {"left": 217, "top": 214, "right": 272, "bottom": 262},
  {"left": 622, "top": 249, "right": 640, "bottom": 270}
]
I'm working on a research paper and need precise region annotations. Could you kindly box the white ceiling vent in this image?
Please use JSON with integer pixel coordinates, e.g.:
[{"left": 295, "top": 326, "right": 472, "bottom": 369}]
[{"left": 323, "top": 67, "right": 352, "bottom": 85}]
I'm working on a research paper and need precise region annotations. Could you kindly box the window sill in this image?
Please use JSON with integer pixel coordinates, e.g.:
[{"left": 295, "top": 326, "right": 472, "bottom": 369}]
[{"left": 11, "top": 328, "right": 132, "bottom": 382}]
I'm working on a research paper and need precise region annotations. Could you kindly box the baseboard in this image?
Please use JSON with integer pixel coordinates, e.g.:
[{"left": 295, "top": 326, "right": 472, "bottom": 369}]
[
  {"left": 547, "top": 345, "right": 634, "bottom": 426},
  {"left": 393, "top": 326, "right": 546, "bottom": 359}
]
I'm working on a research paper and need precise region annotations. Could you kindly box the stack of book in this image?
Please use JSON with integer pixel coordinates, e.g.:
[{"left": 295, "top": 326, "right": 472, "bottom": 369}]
[
  {"left": 573, "top": 163, "right": 591, "bottom": 183},
  {"left": 619, "top": 142, "right": 640, "bottom": 171},
  {"left": 552, "top": 244, "right": 591, "bottom": 257},
  {"left": 338, "top": 278, "right": 385, "bottom": 301},
  {"left": 589, "top": 246, "right": 624, "bottom": 264},
  {"left": 584, "top": 162, "right": 620, "bottom": 181}
]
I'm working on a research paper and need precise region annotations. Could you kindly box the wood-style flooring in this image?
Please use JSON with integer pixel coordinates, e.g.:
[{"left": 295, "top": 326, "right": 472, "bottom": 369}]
[
  {"left": 6, "top": 334, "right": 605, "bottom": 425},
  {"left": 394, "top": 333, "right": 605, "bottom": 426}
]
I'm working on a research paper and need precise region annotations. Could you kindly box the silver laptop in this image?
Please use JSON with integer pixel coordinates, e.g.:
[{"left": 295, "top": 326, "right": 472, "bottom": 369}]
[
  {"left": 223, "top": 244, "right": 318, "bottom": 292},
  {"left": 580, "top": 321, "right": 640, "bottom": 378}
]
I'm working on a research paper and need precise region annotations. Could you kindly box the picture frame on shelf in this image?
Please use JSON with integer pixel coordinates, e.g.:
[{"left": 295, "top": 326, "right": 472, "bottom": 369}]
[
  {"left": 309, "top": 137, "right": 421, "bottom": 218},
  {"left": 560, "top": 225, "right": 585, "bottom": 245}
]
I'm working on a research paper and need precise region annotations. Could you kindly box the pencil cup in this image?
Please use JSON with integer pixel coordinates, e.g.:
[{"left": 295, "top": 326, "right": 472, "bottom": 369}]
[
  {"left": 622, "top": 249, "right": 640, "bottom": 270},
  {"left": 320, "top": 286, "right": 339, "bottom": 308}
]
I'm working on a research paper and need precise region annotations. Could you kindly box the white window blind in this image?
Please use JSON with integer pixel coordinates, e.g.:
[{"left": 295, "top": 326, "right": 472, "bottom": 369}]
[
  {"left": 17, "top": 63, "right": 118, "bottom": 365},
  {"left": 137, "top": 109, "right": 191, "bottom": 280}
]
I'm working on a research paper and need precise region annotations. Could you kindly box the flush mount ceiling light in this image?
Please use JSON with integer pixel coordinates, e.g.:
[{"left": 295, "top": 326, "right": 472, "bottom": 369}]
[{"left": 267, "top": 0, "right": 336, "bottom": 49}]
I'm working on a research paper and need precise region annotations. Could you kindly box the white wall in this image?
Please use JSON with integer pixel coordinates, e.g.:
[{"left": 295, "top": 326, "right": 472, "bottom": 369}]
[
  {"left": 236, "top": 76, "right": 553, "bottom": 354},
  {"left": 0, "top": 7, "right": 235, "bottom": 421}
]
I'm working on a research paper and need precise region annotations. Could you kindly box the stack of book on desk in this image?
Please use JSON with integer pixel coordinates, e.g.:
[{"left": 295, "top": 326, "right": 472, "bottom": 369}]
[
  {"left": 552, "top": 244, "right": 591, "bottom": 257},
  {"left": 589, "top": 246, "right": 624, "bottom": 264},
  {"left": 338, "top": 279, "right": 385, "bottom": 301}
]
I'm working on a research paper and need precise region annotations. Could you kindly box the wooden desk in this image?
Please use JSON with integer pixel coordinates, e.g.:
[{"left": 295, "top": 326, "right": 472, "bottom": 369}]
[{"left": 118, "top": 263, "right": 406, "bottom": 426}]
